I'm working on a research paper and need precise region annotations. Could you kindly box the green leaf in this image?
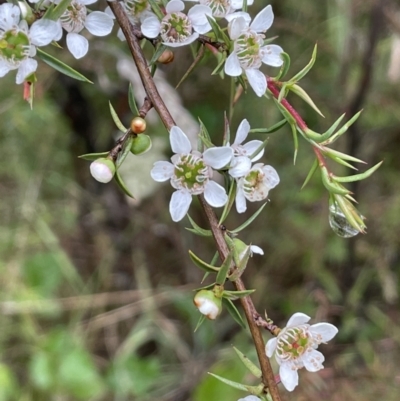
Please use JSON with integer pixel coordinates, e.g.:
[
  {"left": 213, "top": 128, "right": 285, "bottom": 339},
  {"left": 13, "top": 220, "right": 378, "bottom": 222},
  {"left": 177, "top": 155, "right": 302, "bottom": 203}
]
[
  {"left": 211, "top": 52, "right": 227, "bottom": 76},
  {"left": 208, "top": 373, "right": 263, "bottom": 395},
  {"left": 150, "top": 44, "right": 168, "bottom": 66},
  {"left": 229, "top": 244, "right": 251, "bottom": 281},
  {"left": 78, "top": 151, "right": 109, "bottom": 161},
  {"left": 230, "top": 203, "right": 268, "bottom": 233},
  {"left": 321, "top": 167, "right": 351, "bottom": 195},
  {"left": 273, "top": 52, "right": 290, "bottom": 80},
  {"left": 194, "top": 314, "right": 206, "bottom": 332},
  {"left": 249, "top": 138, "right": 268, "bottom": 161},
  {"left": 114, "top": 170, "right": 135, "bottom": 198},
  {"left": 215, "top": 252, "right": 233, "bottom": 285},
  {"left": 45, "top": 0, "right": 71, "bottom": 21},
  {"left": 249, "top": 119, "right": 287, "bottom": 134},
  {"left": 198, "top": 118, "right": 213, "bottom": 148},
  {"left": 301, "top": 158, "right": 318, "bottom": 190},
  {"left": 223, "top": 289, "right": 256, "bottom": 300},
  {"left": 189, "top": 250, "right": 220, "bottom": 273},
  {"left": 36, "top": 49, "right": 92, "bottom": 83},
  {"left": 176, "top": 45, "right": 205, "bottom": 88},
  {"left": 323, "top": 110, "right": 363, "bottom": 145},
  {"left": 206, "top": 15, "right": 230, "bottom": 45},
  {"left": 222, "top": 298, "right": 246, "bottom": 328},
  {"left": 186, "top": 215, "right": 212, "bottom": 236},
  {"left": 334, "top": 161, "right": 383, "bottom": 183},
  {"left": 277, "top": 83, "right": 289, "bottom": 103},
  {"left": 233, "top": 347, "right": 262, "bottom": 378},
  {"left": 147, "top": 0, "right": 164, "bottom": 19},
  {"left": 316, "top": 113, "right": 346, "bottom": 143},
  {"left": 109, "top": 101, "right": 127, "bottom": 132},
  {"left": 116, "top": 135, "right": 134, "bottom": 168},
  {"left": 219, "top": 178, "right": 236, "bottom": 225},
  {"left": 321, "top": 146, "right": 366, "bottom": 164},
  {"left": 290, "top": 84, "right": 324, "bottom": 117},
  {"left": 289, "top": 44, "right": 317, "bottom": 83},
  {"left": 128, "top": 83, "right": 140, "bottom": 116},
  {"left": 291, "top": 122, "right": 298, "bottom": 164}
]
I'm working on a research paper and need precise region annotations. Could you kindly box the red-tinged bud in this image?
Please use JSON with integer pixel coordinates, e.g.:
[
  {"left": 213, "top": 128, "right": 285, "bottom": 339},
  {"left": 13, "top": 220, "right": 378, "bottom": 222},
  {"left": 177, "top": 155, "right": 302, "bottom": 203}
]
[
  {"left": 130, "top": 117, "right": 147, "bottom": 134},
  {"left": 157, "top": 50, "right": 174, "bottom": 64}
]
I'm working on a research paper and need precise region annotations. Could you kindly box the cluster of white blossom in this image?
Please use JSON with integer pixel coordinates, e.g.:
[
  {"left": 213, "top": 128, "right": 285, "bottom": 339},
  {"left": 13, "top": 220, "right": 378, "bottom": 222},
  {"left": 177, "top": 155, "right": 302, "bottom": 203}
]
[{"left": 150, "top": 121, "right": 279, "bottom": 222}]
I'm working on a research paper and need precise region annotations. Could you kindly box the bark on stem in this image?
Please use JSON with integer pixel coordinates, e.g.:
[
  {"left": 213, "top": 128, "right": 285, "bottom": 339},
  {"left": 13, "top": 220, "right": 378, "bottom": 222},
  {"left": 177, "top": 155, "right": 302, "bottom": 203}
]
[{"left": 108, "top": 3, "right": 282, "bottom": 399}]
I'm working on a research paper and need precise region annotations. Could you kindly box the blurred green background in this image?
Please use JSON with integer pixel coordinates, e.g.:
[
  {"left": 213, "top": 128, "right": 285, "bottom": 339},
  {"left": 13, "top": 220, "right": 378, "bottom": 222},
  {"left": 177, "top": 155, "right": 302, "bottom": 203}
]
[{"left": 0, "top": 0, "right": 399, "bottom": 400}]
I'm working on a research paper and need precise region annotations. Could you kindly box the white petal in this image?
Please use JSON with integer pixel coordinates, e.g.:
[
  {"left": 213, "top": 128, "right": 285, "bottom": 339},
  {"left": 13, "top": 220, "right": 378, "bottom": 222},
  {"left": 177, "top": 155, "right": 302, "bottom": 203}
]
[
  {"left": 80, "top": 0, "right": 97, "bottom": 5},
  {"left": 117, "top": 28, "right": 126, "bottom": 41},
  {"left": 85, "top": 12, "right": 113, "bottom": 36},
  {"left": 262, "top": 45, "right": 284, "bottom": 67},
  {"left": 66, "top": 33, "right": 88, "bottom": 59},
  {"left": 141, "top": 15, "right": 161, "bottom": 38},
  {"left": 166, "top": 0, "right": 184, "bottom": 13},
  {"left": 228, "top": 16, "right": 248, "bottom": 40},
  {"left": 53, "top": 21, "right": 63, "bottom": 41},
  {"left": 303, "top": 349, "right": 325, "bottom": 372},
  {"left": 16, "top": 58, "right": 37, "bottom": 84},
  {"left": 30, "top": 19, "right": 59, "bottom": 46},
  {"left": 225, "top": 11, "right": 251, "bottom": 25},
  {"left": 0, "top": 4, "right": 20, "bottom": 31},
  {"left": 224, "top": 52, "right": 242, "bottom": 77},
  {"left": 203, "top": 146, "right": 233, "bottom": 169},
  {"left": 265, "top": 337, "right": 277, "bottom": 357},
  {"left": 189, "top": 5, "right": 212, "bottom": 34},
  {"left": 235, "top": 186, "right": 247, "bottom": 213},
  {"left": 0, "top": 60, "right": 11, "bottom": 78},
  {"left": 230, "top": 0, "right": 244, "bottom": 9},
  {"left": 310, "top": 323, "right": 338, "bottom": 342},
  {"left": 233, "top": 119, "right": 250, "bottom": 145},
  {"left": 250, "top": 245, "right": 264, "bottom": 255},
  {"left": 250, "top": 5, "right": 274, "bottom": 33},
  {"left": 279, "top": 363, "right": 299, "bottom": 392},
  {"left": 245, "top": 68, "right": 267, "bottom": 97},
  {"left": 286, "top": 312, "right": 311, "bottom": 328},
  {"left": 229, "top": 156, "right": 251, "bottom": 178},
  {"left": 170, "top": 190, "right": 192, "bottom": 222},
  {"left": 164, "top": 32, "right": 198, "bottom": 47},
  {"left": 262, "top": 165, "right": 280, "bottom": 188},
  {"left": 150, "top": 161, "right": 174, "bottom": 182},
  {"left": 243, "top": 140, "right": 264, "bottom": 161},
  {"left": 104, "top": 6, "right": 115, "bottom": 18},
  {"left": 204, "top": 181, "right": 228, "bottom": 207},
  {"left": 238, "top": 397, "right": 261, "bottom": 401},
  {"left": 170, "top": 126, "right": 192, "bottom": 154}
]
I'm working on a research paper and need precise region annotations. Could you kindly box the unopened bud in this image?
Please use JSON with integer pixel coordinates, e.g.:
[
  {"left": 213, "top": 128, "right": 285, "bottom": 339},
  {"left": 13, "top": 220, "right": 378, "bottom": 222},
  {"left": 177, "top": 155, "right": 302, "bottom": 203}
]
[
  {"left": 157, "top": 50, "right": 174, "bottom": 64},
  {"left": 193, "top": 290, "right": 222, "bottom": 320},
  {"left": 130, "top": 117, "right": 147, "bottom": 134},
  {"left": 90, "top": 158, "right": 115, "bottom": 183},
  {"left": 130, "top": 134, "right": 152, "bottom": 155}
]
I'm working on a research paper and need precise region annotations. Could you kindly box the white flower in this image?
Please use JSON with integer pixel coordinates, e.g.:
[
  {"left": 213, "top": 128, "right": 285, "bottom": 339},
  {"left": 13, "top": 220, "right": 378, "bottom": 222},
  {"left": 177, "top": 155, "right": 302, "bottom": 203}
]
[
  {"left": 266, "top": 313, "right": 338, "bottom": 392},
  {"left": 228, "top": 119, "right": 264, "bottom": 179},
  {"left": 90, "top": 158, "right": 116, "bottom": 183},
  {"left": 151, "top": 126, "right": 233, "bottom": 222},
  {"left": 59, "top": 0, "right": 114, "bottom": 59},
  {"left": 187, "top": 0, "right": 253, "bottom": 19},
  {"left": 0, "top": 4, "right": 60, "bottom": 83},
  {"left": 224, "top": 5, "right": 284, "bottom": 96},
  {"left": 235, "top": 163, "right": 279, "bottom": 213},
  {"left": 238, "top": 397, "right": 261, "bottom": 401},
  {"left": 193, "top": 290, "right": 222, "bottom": 319},
  {"left": 141, "top": 0, "right": 213, "bottom": 47}
]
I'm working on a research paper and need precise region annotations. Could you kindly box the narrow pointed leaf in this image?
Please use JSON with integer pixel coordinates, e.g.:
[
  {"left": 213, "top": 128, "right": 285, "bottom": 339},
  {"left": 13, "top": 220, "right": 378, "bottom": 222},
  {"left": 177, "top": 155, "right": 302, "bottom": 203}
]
[
  {"left": 114, "top": 170, "right": 135, "bottom": 198},
  {"left": 78, "top": 151, "right": 109, "bottom": 161},
  {"left": 194, "top": 314, "right": 206, "bottom": 332},
  {"left": 187, "top": 215, "right": 212, "bottom": 236},
  {"left": 211, "top": 52, "right": 227, "bottom": 76},
  {"left": 150, "top": 44, "right": 168, "bottom": 66},
  {"left": 233, "top": 347, "right": 262, "bottom": 378},
  {"left": 46, "top": 0, "right": 71, "bottom": 21},
  {"left": 206, "top": 15, "right": 230, "bottom": 45},
  {"left": 291, "top": 122, "right": 298, "bottom": 164},
  {"left": 223, "top": 289, "right": 256, "bottom": 299},
  {"left": 277, "top": 83, "right": 288, "bottom": 103},
  {"left": 290, "top": 84, "right": 324, "bottom": 117},
  {"left": 249, "top": 138, "right": 269, "bottom": 161},
  {"left": 216, "top": 252, "right": 233, "bottom": 285},
  {"left": 36, "top": 49, "right": 92, "bottom": 83},
  {"left": 222, "top": 298, "right": 246, "bottom": 328},
  {"left": 219, "top": 179, "right": 236, "bottom": 225},
  {"left": 109, "top": 101, "right": 127, "bottom": 132},
  {"left": 208, "top": 373, "right": 264, "bottom": 395},
  {"left": 273, "top": 52, "right": 290, "bottom": 80},
  {"left": 316, "top": 113, "right": 346, "bottom": 142},
  {"left": 290, "top": 44, "right": 317, "bottom": 83},
  {"left": 321, "top": 146, "right": 366, "bottom": 164},
  {"left": 231, "top": 203, "right": 268, "bottom": 233},
  {"left": 116, "top": 135, "right": 134, "bottom": 168},
  {"left": 321, "top": 167, "right": 351, "bottom": 195},
  {"left": 301, "top": 158, "right": 318, "bottom": 190},
  {"left": 334, "top": 161, "right": 383, "bottom": 183},
  {"left": 323, "top": 110, "right": 363, "bottom": 145},
  {"left": 198, "top": 118, "right": 213, "bottom": 147},
  {"left": 128, "top": 83, "right": 140, "bottom": 116},
  {"left": 249, "top": 119, "right": 287, "bottom": 134},
  {"left": 189, "top": 250, "right": 220, "bottom": 273},
  {"left": 229, "top": 245, "right": 251, "bottom": 281},
  {"left": 176, "top": 45, "right": 205, "bottom": 88}
]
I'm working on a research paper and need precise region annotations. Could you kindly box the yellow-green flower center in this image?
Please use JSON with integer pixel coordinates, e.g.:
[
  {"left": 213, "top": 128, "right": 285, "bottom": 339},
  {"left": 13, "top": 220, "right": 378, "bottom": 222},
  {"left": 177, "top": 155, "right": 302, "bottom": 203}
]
[
  {"left": 174, "top": 154, "right": 208, "bottom": 192},
  {"left": 235, "top": 30, "right": 264, "bottom": 69},
  {"left": 160, "top": 12, "right": 192, "bottom": 43},
  {"left": 0, "top": 29, "right": 30, "bottom": 62}
]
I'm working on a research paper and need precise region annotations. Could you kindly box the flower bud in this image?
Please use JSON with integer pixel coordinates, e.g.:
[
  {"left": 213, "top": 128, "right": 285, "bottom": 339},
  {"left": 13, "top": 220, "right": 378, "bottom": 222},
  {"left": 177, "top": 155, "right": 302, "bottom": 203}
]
[
  {"left": 130, "top": 117, "right": 147, "bottom": 134},
  {"left": 130, "top": 134, "right": 152, "bottom": 155},
  {"left": 193, "top": 290, "right": 222, "bottom": 320},
  {"left": 157, "top": 50, "right": 174, "bottom": 64},
  {"left": 90, "top": 158, "right": 115, "bottom": 183}
]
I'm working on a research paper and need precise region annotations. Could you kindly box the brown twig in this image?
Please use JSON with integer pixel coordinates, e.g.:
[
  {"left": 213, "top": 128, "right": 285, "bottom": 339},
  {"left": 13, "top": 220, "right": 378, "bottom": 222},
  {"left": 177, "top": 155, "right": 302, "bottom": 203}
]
[{"left": 108, "top": 2, "right": 282, "bottom": 399}]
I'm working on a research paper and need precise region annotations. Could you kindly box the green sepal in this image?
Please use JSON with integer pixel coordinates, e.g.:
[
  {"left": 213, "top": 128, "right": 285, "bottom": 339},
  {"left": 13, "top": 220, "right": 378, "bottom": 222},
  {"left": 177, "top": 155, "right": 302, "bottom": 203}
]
[
  {"left": 333, "top": 161, "right": 383, "bottom": 183},
  {"left": 219, "top": 178, "right": 236, "bottom": 225},
  {"left": 223, "top": 289, "right": 256, "bottom": 300},
  {"left": 233, "top": 347, "right": 262, "bottom": 378},
  {"left": 114, "top": 170, "right": 135, "bottom": 198},
  {"left": 186, "top": 215, "right": 212, "bottom": 236},
  {"left": 189, "top": 251, "right": 220, "bottom": 273},
  {"left": 249, "top": 119, "right": 287, "bottom": 134},
  {"left": 109, "top": 101, "right": 127, "bottom": 132},
  {"left": 45, "top": 0, "right": 72, "bottom": 21},
  {"left": 116, "top": 135, "right": 134, "bottom": 168},
  {"left": 273, "top": 52, "right": 290, "bottom": 81},
  {"left": 322, "top": 110, "right": 362, "bottom": 145},
  {"left": 194, "top": 314, "right": 206, "bottom": 332},
  {"left": 150, "top": 44, "right": 168, "bottom": 66},
  {"left": 36, "top": 49, "right": 92, "bottom": 83},
  {"left": 301, "top": 158, "right": 318, "bottom": 190},
  {"left": 222, "top": 298, "right": 246, "bottom": 328},
  {"left": 230, "top": 203, "right": 268, "bottom": 234},
  {"left": 290, "top": 84, "right": 324, "bottom": 117},
  {"left": 208, "top": 373, "right": 263, "bottom": 395},
  {"left": 128, "top": 83, "right": 140, "bottom": 116},
  {"left": 289, "top": 44, "right": 317, "bottom": 83},
  {"left": 215, "top": 252, "right": 233, "bottom": 285},
  {"left": 78, "top": 151, "right": 109, "bottom": 161},
  {"left": 206, "top": 15, "right": 230, "bottom": 45},
  {"left": 321, "top": 167, "right": 351, "bottom": 195}
]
